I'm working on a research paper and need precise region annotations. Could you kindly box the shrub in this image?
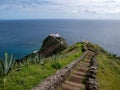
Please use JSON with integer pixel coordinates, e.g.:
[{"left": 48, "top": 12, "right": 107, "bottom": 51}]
[{"left": 52, "top": 62, "right": 61, "bottom": 69}]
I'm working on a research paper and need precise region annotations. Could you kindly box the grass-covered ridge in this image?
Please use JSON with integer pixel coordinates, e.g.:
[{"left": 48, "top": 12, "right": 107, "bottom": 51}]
[
  {"left": 1, "top": 41, "right": 120, "bottom": 90},
  {"left": 96, "top": 45, "right": 120, "bottom": 90},
  {"left": 0, "top": 42, "right": 83, "bottom": 90}
]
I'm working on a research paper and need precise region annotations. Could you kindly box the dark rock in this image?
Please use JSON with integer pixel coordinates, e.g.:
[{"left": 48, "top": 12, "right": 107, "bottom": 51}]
[
  {"left": 89, "top": 66, "right": 98, "bottom": 70},
  {"left": 86, "top": 73, "right": 96, "bottom": 79},
  {"left": 39, "top": 34, "right": 68, "bottom": 57},
  {"left": 49, "top": 86, "right": 56, "bottom": 90},
  {"left": 86, "top": 78, "right": 99, "bottom": 90}
]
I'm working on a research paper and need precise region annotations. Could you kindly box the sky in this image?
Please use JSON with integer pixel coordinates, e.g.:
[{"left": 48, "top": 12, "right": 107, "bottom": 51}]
[{"left": 0, "top": 0, "right": 120, "bottom": 19}]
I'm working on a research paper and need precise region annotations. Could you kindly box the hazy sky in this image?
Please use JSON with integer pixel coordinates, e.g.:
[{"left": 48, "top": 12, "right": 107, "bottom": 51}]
[{"left": 0, "top": 0, "right": 120, "bottom": 19}]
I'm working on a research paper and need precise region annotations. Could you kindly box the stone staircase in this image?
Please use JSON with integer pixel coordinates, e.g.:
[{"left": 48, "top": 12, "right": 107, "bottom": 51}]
[
  {"left": 32, "top": 51, "right": 97, "bottom": 90},
  {"left": 58, "top": 51, "right": 95, "bottom": 90}
]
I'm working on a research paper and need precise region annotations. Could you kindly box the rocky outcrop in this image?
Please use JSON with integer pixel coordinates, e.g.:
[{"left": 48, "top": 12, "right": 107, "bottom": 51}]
[
  {"left": 20, "top": 34, "right": 68, "bottom": 63},
  {"left": 39, "top": 35, "right": 68, "bottom": 57}
]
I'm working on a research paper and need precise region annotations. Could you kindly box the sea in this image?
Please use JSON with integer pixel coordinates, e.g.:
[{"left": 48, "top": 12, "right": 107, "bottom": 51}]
[{"left": 0, "top": 19, "right": 120, "bottom": 59}]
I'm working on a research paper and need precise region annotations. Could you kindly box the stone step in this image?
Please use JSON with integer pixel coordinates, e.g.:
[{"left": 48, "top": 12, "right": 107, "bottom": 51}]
[
  {"left": 76, "top": 64, "right": 90, "bottom": 68},
  {"left": 71, "top": 74, "right": 84, "bottom": 79},
  {"left": 78, "top": 62, "right": 90, "bottom": 66},
  {"left": 73, "top": 71, "right": 86, "bottom": 76},
  {"left": 62, "top": 83, "right": 80, "bottom": 90},
  {"left": 75, "top": 67, "right": 89, "bottom": 73},
  {"left": 65, "top": 81, "right": 85, "bottom": 89},
  {"left": 67, "top": 74, "right": 84, "bottom": 83},
  {"left": 79, "top": 61, "right": 90, "bottom": 63},
  {"left": 76, "top": 67, "right": 89, "bottom": 70},
  {"left": 85, "top": 60, "right": 91, "bottom": 63}
]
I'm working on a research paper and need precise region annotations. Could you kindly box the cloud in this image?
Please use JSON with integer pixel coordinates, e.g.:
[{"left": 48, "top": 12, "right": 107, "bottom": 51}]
[
  {"left": 0, "top": 0, "right": 61, "bottom": 9},
  {"left": 72, "top": 10, "right": 78, "bottom": 14},
  {"left": 0, "top": 0, "right": 55, "bottom": 5},
  {"left": 1, "top": 0, "right": 120, "bottom": 17},
  {"left": 56, "top": 0, "right": 120, "bottom": 14}
]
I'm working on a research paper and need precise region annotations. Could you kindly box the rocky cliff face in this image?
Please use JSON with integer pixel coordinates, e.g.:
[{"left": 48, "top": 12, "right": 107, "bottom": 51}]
[
  {"left": 39, "top": 35, "right": 68, "bottom": 57},
  {"left": 20, "top": 34, "right": 68, "bottom": 62}
]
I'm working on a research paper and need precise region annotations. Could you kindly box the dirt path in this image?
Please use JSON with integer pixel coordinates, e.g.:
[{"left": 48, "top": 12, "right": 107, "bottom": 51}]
[{"left": 58, "top": 51, "right": 95, "bottom": 90}]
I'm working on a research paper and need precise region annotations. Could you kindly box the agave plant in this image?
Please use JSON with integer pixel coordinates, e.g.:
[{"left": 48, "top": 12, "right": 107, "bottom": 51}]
[
  {"left": 51, "top": 55, "right": 62, "bottom": 69},
  {"left": 39, "top": 56, "right": 46, "bottom": 65},
  {"left": 0, "top": 53, "right": 15, "bottom": 76},
  {"left": 35, "top": 54, "right": 46, "bottom": 65}
]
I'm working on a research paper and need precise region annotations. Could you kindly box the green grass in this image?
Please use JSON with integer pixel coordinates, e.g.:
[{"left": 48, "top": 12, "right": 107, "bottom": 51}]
[
  {"left": 0, "top": 42, "right": 83, "bottom": 90},
  {"left": 96, "top": 46, "right": 120, "bottom": 90}
]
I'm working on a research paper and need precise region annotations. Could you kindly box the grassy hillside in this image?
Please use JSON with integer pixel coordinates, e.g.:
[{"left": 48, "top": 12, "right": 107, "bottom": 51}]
[
  {"left": 0, "top": 42, "right": 83, "bottom": 90},
  {"left": 1, "top": 42, "right": 120, "bottom": 90},
  {"left": 96, "top": 46, "right": 120, "bottom": 90}
]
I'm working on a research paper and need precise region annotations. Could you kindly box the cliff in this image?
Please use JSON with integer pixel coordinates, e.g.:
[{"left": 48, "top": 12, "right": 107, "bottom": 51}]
[{"left": 39, "top": 34, "right": 68, "bottom": 57}]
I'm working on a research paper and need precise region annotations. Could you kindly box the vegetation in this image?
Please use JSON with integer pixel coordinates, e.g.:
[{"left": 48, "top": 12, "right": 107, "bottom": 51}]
[
  {"left": 96, "top": 45, "right": 120, "bottom": 90},
  {"left": 0, "top": 53, "right": 15, "bottom": 77},
  {"left": 51, "top": 55, "right": 62, "bottom": 69},
  {"left": 0, "top": 53, "right": 15, "bottom": 84},
  {"left": 1, "top": 41, "right": 120, "bottom": 90},
  {"left": 0, "top": 42, "right": 82, "bottom": 90}
]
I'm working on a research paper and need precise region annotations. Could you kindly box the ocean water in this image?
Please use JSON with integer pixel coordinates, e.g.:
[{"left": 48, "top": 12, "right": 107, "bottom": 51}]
[{"left": 0, "top": 19, "right": 120, "bottom": 59}]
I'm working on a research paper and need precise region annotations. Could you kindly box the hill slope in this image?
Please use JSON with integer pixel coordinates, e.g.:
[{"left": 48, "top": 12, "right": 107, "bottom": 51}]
[
  {"left": 0, "top": 42, "right": 82, "bottom": 90},
  {"left": 0, "top": 42, "right": 120, "bottom": 90},
  {"left": 96, "top": 46, "right": 120, "bottom": 90}
]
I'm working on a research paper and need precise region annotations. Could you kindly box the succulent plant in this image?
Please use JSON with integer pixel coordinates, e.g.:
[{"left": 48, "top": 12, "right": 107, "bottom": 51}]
[
  {"left": 0, "top": 53, "right": 15, "bottom": 76},
  {"left": 51, "top": 55, "right": 61, "bottom": 69}
]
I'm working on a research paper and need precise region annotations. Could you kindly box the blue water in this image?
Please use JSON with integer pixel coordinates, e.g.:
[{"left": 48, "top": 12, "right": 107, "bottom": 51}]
[{"left": 0, "top": 19, "right": 120, "bottom": 59}]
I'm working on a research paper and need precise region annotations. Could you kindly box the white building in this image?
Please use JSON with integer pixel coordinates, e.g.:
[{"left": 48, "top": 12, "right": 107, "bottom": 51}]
[{"left": 50, "top": 33, "right": 60, "bottom": 37}]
